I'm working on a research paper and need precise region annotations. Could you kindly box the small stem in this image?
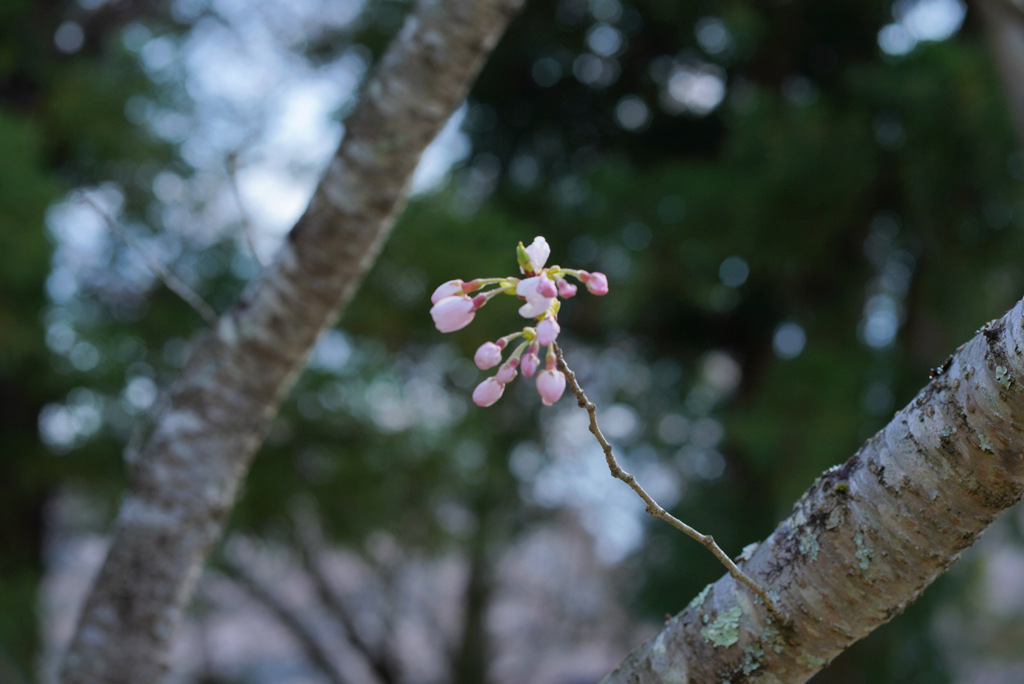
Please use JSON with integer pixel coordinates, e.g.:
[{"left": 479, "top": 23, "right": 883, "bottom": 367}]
[
  {"left": 226, "top": 150, "right": 264, "bottom": 267},
  {"left": 221, "top": 543, "right": 352, "bottom": 684},
  {"left": 290, "top": 510, "right": 399, "bottom": 683},
  {"left": 79, "top": 194, "right": 219, "bottom": 328},
  {"left": 554, "top": 344, "right": 784, "bottom": 621}
]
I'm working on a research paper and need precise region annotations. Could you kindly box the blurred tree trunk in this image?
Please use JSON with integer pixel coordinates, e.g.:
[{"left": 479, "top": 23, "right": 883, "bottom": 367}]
[
  {"left": 58, "top": 0, "right": 524, "bottom": 681},
  {"left": 451, "top": 522, "right": 494, "bottom": 684},
  {"left": 602, "top": 301, "right": 1024, "bottom": 682},
  {"left": 978, "top": 0, "right": 1024, "bottom": 145}
]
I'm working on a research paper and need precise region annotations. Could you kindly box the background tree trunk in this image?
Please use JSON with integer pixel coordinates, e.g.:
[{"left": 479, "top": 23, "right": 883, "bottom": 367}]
[
  {"left": 58, "top": 0, "right": 524, "bottom": 681},
  {"left": 978, "top": 0, "right": 1024, "bottom": 145},
  {"left": 602, "top": 301, "right": 1024, "bottom": 682}
]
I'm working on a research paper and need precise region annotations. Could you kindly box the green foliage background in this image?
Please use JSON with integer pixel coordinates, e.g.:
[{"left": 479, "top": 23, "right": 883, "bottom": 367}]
[{"left": 3, "top": 0, "right": 1024, "bottom": 682}]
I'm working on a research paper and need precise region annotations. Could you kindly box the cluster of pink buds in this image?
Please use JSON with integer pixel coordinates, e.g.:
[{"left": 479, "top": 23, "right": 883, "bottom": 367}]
[{"left": 429, "top": 236, "right": 609, "bottom": 407}]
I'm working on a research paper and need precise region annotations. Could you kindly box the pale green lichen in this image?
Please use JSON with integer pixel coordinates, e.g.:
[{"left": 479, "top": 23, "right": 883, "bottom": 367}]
[
  {"left": 741, "top": 642, "right": 764, "bottom": 674},
  {"left": 797, "top": 652, "right": 825, "bottom": 669},
  {"left": 701, "top": 605, "right": 743, "bottom": 647},
  {"left": 688, "top": 584, "right": 712, "bottom": 613},
  {"left": 737, "top": 541, "right": 759, "bottom": 562},
  {"left": 996, "top": 365, "right": 1013, "bottom": 389},
  {"left": 648, "top": 633, "right": 688, "bottom": 684},
  {"left": 799, "top": 532, "right": 820, "bottom": 561},
  {"left": 978, "top": 432, "right": 995, "bottom": 453},
  {"left": 650, "top": 631, "right": 668, "bottom": 657},
  {"left": 854, "top": 532, "right": 873, "bottom": 571},
  {"left": 761, "top": 626, "right": 785, "bottom": 654},
  {"left": 939, "top": 425, "right": 957, "bottom": 438}
]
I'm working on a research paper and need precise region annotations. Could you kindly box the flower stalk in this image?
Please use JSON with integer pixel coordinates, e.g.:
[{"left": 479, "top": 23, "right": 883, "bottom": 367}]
[
  {"left": 430, "top": 237, "right": 780, "bottom": 621},
  {"left": 554, "top": 343, "right": 784, "bottom": 621}
]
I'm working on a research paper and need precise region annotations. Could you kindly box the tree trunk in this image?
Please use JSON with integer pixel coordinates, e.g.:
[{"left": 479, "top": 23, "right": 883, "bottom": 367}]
[
  {"left": 451, "top": 527, "right": 493, "bottom": 684},
  {"left": 978, "top": 0, "right": 1024, "bottom": 146},
  {"left": 602, "top": 300, "right": 1024, "bottom": 683},
  {"left": 58, "top": 0, "right": 524, "bottom": 681}
]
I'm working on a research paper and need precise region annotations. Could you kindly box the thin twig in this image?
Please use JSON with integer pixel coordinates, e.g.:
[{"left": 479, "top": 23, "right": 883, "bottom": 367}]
[
  {"left": 225, "top": 150, "right": 264, "bottom": 266},
  {"left": 291, "top": 509, "right": 399, "bottom": 684},
  {"left": 79, "top": 194, "right": 219, "bottom": 327},
  {"left": 220, "top": 548, "right": 352, "bottom": 684},
  {"left": 554, "top": 343, "right": 784, "bottom": 621}
]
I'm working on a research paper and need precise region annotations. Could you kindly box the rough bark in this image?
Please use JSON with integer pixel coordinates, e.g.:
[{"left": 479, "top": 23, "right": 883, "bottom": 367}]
[
  {"left": 58, "top": 0, "right": 524, "bottom": 681},
  {"left": 602, "top": 299, "right": 1024, "bottom": 683}
]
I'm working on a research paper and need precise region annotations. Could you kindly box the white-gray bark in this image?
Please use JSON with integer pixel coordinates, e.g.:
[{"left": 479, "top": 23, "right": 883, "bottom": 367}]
[
  {"left": 59, "top": 1, "right": 524, "bottom": 681},
  {"left": 602, "top": 300, "right": 1024, "bottom": 683}
]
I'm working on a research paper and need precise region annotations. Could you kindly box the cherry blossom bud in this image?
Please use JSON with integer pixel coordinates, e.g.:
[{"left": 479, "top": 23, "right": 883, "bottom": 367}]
[
  {"left": 585, "top": 271, "right": 609, "bottom": 296},
  {"left": 431, "top": 279, "right": 465, "bottom": 304},
  {"left": 536, "top": 317, "right": 560, "bottom": 345},
  {"left": 430, "top": 295, "right": 475, "bottom": 332},
  {"left": 517, "top": 276, "right": 557, "bottom": 318},
  {"left": 474, "top": 342, "right": 503, "bottom": 370},
  {"left": 521, "top": 347, "right": 540, "bottom": 378},
  {"left": 536, "top": 369, "right": 566, "bottom": 406},
  {"left": 429, "top": 237, "right": 608, "bottom": 408},
  {"left": 472, "top": 377, "right": 505, "bottom": 407},
  {"left": 536, "top": 277, "right": 557, "bottom": 298},
  {"left": 525, "top": 236, "right": 550, "bottom": 272},
  {"left": 495, "top": 358, "right": 519, "bottom": 384}
]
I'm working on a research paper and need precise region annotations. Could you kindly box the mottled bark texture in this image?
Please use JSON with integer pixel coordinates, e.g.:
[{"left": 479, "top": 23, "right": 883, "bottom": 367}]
[
  {"left": 59, "top": 1, "right": 524, "bottom": 681},
  {"left": 603, "top": 299, "right": 1024, "bottom": 684}
]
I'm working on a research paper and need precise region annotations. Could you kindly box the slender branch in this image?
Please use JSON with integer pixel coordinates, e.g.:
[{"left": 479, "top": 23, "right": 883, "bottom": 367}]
[
  {"left": 225, "top": 150, "right": 264, "bottom": 266},
  {"left": 220, "top": 549, "right": 351, "bottom": 684},
  {"left": 78, "top": 194, "right": 219, "bottom": 327},
  {"left": 291, "top": 511, "right": 398, "bottom": 684},
  {"left": 554, "top": 343, "right": 784, "bottom": 621}
]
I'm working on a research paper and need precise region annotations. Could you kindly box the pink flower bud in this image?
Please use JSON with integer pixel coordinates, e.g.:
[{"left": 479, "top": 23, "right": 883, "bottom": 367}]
[
  {"left": 474, "top": 342, "right": 503, "bottom": 370},
  {"left": 525, "top": 236, "right": 550, "bottom": 272},
  {"left": 585, "top": 271, "right": 609, "bottom": 296},
  {"left": 516, "top": 276, "right": 557, "bottom": 318},
  {"left": 536, "top": 317, "right": 560, "bottom": 345},
  {"left": 557, "top": 278, "right": 577, "bottom": 298},
  {"left": 521, "top": 348, "right": 540, "bottom": 378},
  {"left": 430, "top": 295, "right": 475, "bottom": 333},
  {"left": 536, "top": 369, "right": 566, "bottom": 406},
  {"left": 536, "top": 277, "right": 557, "bottom": 298},
  {"left": 431, "top": 279, "right": 465, "bottom": 304},
  {"left": 472, "top": 377, "right": 505, "bottom": 407},
  {"left": 495, "top": 358, "right": 519, "bottom": 384}
]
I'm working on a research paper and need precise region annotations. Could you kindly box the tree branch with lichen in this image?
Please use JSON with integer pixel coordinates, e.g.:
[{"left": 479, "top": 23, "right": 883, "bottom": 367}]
[{"left": 601, "top": 302, "right": 1024, "bottom": 683}]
